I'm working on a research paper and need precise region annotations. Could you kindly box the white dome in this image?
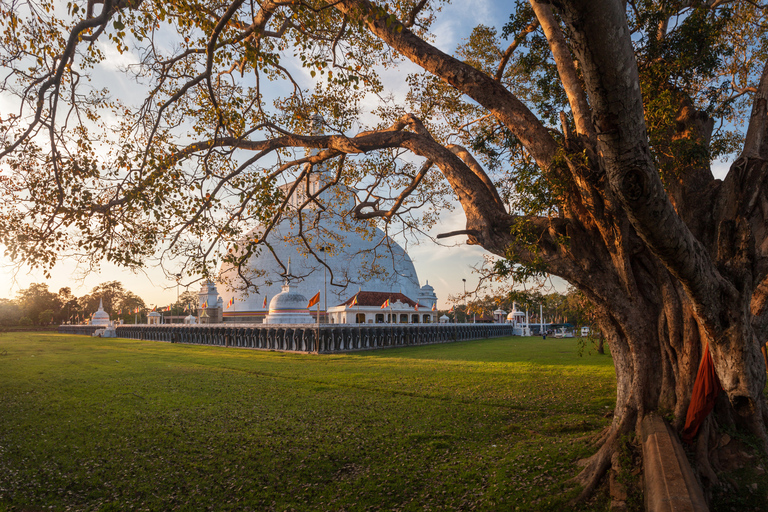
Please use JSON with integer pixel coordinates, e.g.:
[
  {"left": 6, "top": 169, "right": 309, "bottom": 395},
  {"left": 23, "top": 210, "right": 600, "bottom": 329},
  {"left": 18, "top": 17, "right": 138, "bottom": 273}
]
[
  {"left": 263, "top": 282, "right": 314, "bottom": 324},
  {"left": 218, "top": 190, "right": 421, "bottom": 313},
  {"left": 93, "top": 309, "right": 109, "bottom": 320},
  {"left": 268, "top": 283, "right": 308, "bottom": 312}
]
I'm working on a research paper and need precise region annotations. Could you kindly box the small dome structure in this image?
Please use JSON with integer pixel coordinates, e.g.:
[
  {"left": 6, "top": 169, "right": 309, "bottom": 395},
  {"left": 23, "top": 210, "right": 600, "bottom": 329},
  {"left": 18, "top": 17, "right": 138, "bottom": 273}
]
[
  {"left": 91, "top": 299, "right": 110, "bottom": 327},
  {"left": 439, "top": 314, "right": 450, "bottom": 324},
  {"left": 148, "top": 311, "right": 162, "bottom": 325},
  {"left": 184, "top": 314, "right": 197, "bottom": 324},
  {"left": 263, "top": 267, "right": 314, "bottom": 324}
]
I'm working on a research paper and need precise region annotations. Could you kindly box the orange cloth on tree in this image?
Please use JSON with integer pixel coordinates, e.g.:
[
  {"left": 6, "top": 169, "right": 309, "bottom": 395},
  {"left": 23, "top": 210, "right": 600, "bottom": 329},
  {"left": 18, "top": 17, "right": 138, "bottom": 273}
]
[{"left": 682, "top": 342, "right": 722, "bottom": 444}]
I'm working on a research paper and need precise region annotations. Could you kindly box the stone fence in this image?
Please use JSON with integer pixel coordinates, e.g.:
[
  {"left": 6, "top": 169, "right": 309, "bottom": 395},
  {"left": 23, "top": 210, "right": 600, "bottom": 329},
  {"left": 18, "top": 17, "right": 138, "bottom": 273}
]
[
  {"left": 58, "top": 325, "right": 107, "bottom": 336},
  {"left": 59, "top": 323, "right": 516, "bottom": 353}
]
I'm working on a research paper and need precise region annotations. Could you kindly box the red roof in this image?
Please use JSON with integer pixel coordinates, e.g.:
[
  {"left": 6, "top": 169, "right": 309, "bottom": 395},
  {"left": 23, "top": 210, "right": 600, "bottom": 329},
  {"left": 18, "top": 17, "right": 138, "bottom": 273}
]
[{"left": 339, "top": 291, "right": 417, "bottom": 308}]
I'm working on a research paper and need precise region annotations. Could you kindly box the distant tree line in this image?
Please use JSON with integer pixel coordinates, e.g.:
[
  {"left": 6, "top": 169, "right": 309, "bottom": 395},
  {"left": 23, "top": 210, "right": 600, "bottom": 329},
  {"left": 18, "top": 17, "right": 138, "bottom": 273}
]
[
  {"left": 450, "top": 288, "right": 597, "bottom": 328},
  {"left": 0, "top": 281, "right": 148, "bottom": 327}
]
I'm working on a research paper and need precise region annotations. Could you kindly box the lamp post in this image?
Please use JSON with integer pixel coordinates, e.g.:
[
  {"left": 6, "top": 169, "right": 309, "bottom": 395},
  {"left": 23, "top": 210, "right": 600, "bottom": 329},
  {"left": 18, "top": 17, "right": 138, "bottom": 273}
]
[
  {"left": 462, "top": 278, "right": 466, "bottom": 323},
  {"left": 319, "top": 246, "right": 330, "bottom": 324},
  {"left": 175, "top": 274, "right": 181, "bottom": 324}
]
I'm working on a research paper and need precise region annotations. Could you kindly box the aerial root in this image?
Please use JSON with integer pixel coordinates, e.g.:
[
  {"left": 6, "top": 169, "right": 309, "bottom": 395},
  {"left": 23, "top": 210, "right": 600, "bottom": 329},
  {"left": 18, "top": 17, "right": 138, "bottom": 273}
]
[{"left": 695, "top": 415, "right": 719, "bottom": 488}]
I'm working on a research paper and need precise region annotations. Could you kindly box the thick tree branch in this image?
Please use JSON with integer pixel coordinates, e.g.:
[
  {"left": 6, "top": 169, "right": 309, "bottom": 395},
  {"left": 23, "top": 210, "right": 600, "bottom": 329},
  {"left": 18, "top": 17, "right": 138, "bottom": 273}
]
[
  {"left": 555, "top": 0, "right": 737, "bottom": 336},
  {"left": 334, "top": 0, "right": 559, "bottom": 170},
  {"left": 529, "top": 0, "right": 595, "bottom": 140},
  {"left": 741, "top": 59, "right": 768, "bottom": 159}
]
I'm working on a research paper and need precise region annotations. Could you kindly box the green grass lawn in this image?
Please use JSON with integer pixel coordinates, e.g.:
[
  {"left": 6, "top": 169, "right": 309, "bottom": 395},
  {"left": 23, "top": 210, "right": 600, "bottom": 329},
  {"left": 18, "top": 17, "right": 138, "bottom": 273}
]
[{"left": 0, "top": 332, "right": 616, "bottom": 511}]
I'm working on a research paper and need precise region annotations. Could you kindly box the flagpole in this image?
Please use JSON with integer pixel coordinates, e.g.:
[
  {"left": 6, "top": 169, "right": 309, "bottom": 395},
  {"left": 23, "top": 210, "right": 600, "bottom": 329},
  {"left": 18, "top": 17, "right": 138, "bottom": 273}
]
[{"left": 316, "top": 292, "right": 320, "bottom": 353}]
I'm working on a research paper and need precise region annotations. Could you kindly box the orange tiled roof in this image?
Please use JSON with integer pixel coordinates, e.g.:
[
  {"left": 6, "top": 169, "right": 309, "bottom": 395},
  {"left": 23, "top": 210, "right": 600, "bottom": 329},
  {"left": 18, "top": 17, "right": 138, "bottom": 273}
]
[{"left": 339, "top": 291, "right": 417, "bottom": 307}]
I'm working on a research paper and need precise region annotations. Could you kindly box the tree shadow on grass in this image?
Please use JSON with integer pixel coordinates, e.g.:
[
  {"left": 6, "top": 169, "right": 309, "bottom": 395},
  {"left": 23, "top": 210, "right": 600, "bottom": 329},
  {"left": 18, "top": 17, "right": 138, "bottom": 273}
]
[{"left": 345, "top": 336, "right": 614, "bottom": 367}]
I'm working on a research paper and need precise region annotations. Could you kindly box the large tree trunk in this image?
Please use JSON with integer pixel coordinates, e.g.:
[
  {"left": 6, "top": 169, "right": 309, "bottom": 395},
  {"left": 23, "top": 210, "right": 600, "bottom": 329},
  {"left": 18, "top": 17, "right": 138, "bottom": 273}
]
[{"left": 339, "top": 0, "right": 768, "bottom": 499}]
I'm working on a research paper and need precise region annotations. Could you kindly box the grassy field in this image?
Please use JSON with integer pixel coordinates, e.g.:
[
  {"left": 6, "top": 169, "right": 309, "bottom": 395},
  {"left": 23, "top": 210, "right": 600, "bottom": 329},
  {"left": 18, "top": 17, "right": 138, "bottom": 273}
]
[{"left": 0, "top": 332, "right": 616, "bottom": 511}]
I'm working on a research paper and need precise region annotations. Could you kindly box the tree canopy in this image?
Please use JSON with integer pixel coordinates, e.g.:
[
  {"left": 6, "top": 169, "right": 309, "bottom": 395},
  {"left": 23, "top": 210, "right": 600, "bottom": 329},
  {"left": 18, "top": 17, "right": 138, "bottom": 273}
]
[{"left": 3, "top": 0, "right": 768, "bottom": 501}]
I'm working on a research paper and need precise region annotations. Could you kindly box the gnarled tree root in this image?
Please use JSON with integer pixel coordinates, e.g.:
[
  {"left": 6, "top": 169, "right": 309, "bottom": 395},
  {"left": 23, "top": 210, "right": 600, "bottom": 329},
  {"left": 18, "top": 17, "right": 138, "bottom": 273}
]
[{"left": 568, "top": 410, "right": 636, "bottom": 505}]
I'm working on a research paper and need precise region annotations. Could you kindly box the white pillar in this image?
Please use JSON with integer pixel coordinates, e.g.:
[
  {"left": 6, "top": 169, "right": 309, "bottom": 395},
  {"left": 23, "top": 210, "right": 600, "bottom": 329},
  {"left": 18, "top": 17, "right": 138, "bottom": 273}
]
[{"left": 525, "top": 309, "right": 530, "bottom": 336}]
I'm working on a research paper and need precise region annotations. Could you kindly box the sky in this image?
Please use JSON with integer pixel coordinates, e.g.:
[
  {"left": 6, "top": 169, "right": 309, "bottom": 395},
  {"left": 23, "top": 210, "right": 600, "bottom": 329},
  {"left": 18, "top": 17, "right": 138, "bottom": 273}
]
[{"left": 0, "top": 1, "right": 736, "bottom": 310}]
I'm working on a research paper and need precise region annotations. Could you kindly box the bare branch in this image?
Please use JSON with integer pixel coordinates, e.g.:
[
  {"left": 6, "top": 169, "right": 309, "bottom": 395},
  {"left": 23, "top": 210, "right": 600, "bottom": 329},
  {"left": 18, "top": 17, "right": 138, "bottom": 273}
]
[{"left": 495, "top": 20, "right": 539, "bottom": 81}]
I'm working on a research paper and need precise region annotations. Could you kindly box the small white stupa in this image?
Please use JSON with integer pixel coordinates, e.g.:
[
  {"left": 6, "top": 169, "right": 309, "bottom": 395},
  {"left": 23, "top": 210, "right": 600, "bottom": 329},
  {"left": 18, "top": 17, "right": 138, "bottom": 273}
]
[
  {"left": 263, "top": 260, "right": 314, "bottom": 325},
  {"left": 91, "top": 299, "right": 111, "bottom": 327}
]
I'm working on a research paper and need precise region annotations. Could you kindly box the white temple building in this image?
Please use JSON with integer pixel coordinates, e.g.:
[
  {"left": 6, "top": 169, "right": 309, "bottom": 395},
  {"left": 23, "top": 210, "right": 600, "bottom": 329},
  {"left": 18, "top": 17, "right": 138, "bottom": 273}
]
[
  {"left": 327, "top": 290, "right": 437, "bottom": 324},
  {"left": 214, "top": 117, "right": 438, "bottom": 325}
]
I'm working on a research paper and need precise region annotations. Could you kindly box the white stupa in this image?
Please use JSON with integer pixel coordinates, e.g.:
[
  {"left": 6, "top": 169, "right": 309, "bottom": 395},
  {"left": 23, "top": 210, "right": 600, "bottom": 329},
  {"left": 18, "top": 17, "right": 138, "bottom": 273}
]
[
  {"left": 263, "top": 260, "right": 314, "bottom": 325},
  {"left": 91, "top": 299, "right": 110, "bottom": 327},
  {"left": 216, "top": 116, "right": 433, "bottom": 324}
]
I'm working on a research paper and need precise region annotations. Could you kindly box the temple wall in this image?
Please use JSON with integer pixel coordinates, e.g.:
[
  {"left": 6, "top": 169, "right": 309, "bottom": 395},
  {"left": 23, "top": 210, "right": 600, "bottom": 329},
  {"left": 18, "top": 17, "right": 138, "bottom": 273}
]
[
  {"left": 58, "top": 325, "right": 106, "bottom": 336},
  {"left": 60, "top": 324, "right": 516, "bottom": 353}
]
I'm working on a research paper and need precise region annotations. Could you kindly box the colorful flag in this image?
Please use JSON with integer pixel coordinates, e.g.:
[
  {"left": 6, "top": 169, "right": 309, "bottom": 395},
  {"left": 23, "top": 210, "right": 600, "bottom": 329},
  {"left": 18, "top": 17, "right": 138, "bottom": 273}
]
[
  {"left": 381, "top": 299, "right": 390, "bottom": 309},
  {"left": 202, "top": 301, "right": 208, "bottom": 309},
  {"left": 152, "top": 306, "right": 157, "bottom": 312},
  {"left": 431, "top": 303, "right": 436, "bottom": 311},
  {"left": 351, "top": 294, "right": 358, "bottom": 306},
  {"left": 227, "top": 297, "right": 234, "bottom": 309},
  {"left": 307, "top": 291, "right": 320, "bottom": 308},
  {"left": 414, "top": 303, "right": 419, "bottom": 311},
  {"left": 263, "top": 296, "right": 268, "bottom": 308}
]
